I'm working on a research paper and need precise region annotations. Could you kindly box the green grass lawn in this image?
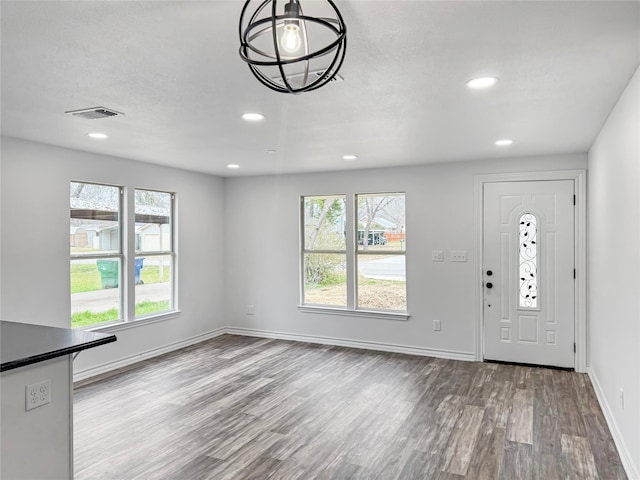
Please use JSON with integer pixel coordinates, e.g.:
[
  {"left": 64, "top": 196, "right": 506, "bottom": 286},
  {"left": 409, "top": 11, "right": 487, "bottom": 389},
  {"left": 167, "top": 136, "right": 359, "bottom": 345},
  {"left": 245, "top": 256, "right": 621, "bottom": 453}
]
[
  {"left": 71, "top": 309, "right": 119, "bottom": 328},
  {"left": 70, "top": 262, "right": 169, "bottom": 293},
  {"left": 71, "top": 300, "right": 171, "bottom": 328},
  {"left": 140, "top": 265, "right": 170, "bottom": 285},
  {"left": 71, "top": 263, "right": 102, "bottom": 294}
]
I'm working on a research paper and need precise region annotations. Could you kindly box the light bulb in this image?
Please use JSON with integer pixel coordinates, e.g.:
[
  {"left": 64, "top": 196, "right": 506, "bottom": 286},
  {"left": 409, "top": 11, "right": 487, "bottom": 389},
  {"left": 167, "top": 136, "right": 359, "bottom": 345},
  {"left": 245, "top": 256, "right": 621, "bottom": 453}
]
[{"left": 281, "top": 24, "right": 301, "bottom": 53}]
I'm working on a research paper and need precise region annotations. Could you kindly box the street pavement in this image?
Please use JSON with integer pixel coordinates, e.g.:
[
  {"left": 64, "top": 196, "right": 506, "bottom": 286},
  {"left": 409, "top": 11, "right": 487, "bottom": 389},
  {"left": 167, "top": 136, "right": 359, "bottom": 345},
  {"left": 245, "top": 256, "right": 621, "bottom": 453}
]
[
  {"left": 71, "top": 282, "right": 170, "bottom": 313},
  {"left": 358, "top": 255, "right": 405, "bottom": 281}
]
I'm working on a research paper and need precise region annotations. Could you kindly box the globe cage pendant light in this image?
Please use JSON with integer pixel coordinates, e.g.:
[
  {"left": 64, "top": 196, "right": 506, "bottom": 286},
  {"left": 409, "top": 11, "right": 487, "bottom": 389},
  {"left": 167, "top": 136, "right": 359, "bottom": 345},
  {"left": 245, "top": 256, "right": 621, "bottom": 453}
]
[{"left": 239, "top": 0, "right": 347, "bottom": 94}]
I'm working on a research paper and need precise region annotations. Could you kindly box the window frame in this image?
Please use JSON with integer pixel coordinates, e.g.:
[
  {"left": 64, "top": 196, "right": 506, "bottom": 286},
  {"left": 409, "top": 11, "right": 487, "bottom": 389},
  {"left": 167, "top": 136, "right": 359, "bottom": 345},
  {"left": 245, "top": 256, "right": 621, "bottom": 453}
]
[
  {"left": 70, "top": 181, "right": 124, "bottom": 329},
  {"left": 134, "top": 188, "right": 176, "bottom": 319},
  {"left": 355, "top": 192, "right": 407, "bottom": 313},
  {"left": 299, "top": 192, "right": 409, "bottom": 320},
  {"left": 70, "top": 182, "right": 178, "bottom": 331},
  {"left": 300, "top": 194, "right": 348, "bottom": 307}
]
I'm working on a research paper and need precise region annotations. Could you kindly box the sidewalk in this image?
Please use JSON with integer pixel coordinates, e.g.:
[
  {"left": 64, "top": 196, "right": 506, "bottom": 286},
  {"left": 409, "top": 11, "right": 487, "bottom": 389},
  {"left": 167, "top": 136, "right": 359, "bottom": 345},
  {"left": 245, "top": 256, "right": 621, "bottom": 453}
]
[{"left": 71, "top": 283, "right": 169, "bottom": 313}]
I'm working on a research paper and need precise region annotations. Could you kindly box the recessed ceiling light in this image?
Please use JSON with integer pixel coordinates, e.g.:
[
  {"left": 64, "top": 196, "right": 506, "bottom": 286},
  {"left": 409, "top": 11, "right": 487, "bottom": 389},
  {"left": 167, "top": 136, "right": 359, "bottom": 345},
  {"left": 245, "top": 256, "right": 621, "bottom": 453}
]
[
  {"left": 242, "top": 113, "right": 264, "bottom": 121},
  {"left": 266, "top": 149, "right": 277, "bottom": 155},
  {"left": 87, "top": 133, "right": 108, "bottom": 139},
  {"left": 466, "top": 76, "right": 498, "bottom": 89},
  {"left": 495, "top": 139, "right": 513, "bottom": 146},
  {"left": 227, "top": 164, "right": 240, "bottom": 169},
  {"left": 343, "top": 154, "right": 358, "bottom": 161}
]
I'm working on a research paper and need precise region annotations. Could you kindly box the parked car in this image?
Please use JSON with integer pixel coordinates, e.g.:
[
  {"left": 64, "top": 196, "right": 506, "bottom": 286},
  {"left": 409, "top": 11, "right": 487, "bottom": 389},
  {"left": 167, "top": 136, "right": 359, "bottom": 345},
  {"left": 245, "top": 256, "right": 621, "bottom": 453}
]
[{"left": 358, "top": 230, "right": 387, "bottom": 245}]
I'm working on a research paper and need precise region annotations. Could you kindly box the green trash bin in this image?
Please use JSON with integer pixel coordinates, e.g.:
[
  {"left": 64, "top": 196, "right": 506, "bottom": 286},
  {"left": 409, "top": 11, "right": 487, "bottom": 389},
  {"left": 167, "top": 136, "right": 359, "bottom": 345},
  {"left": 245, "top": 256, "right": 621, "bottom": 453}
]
[{"left": 96, "top": 260, "right": 119, "bottom": 288}]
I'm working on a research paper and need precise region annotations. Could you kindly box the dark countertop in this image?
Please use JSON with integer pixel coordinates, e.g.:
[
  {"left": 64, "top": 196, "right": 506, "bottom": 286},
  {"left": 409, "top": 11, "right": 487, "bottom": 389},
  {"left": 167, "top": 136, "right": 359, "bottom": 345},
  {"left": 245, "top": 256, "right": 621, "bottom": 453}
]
[{"left": 0, "top": 321, "right": 116, "bottom": 372}]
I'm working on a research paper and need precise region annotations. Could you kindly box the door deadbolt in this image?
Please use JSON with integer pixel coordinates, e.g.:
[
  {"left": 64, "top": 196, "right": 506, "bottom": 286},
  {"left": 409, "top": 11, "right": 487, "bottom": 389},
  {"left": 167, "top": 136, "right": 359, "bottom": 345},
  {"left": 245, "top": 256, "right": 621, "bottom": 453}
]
[{"left": 486, "top": 270, "right": 493, "bottom": 276}]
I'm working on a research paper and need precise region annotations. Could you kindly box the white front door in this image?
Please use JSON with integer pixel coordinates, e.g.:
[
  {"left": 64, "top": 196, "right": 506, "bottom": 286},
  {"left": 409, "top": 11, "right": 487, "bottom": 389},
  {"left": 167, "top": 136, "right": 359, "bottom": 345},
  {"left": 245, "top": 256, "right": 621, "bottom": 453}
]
[{"left": 483, "top": 180, "right": 575, "bottom": 368}]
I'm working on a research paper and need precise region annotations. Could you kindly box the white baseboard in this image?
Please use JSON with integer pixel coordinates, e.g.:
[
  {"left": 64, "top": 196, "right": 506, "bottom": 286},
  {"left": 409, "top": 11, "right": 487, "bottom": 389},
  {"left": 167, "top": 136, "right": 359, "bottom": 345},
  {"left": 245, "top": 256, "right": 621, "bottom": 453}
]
[
  {"left": 225, "top": 326, "right": 476, "bottom": 362},
  {"left": 73, "top": 327, "right": 227, "bottom": 383},
  {"left": 73, "top": 325, "right": 473, "bottom": 383},
  {"left": 587, "top": 366, "right": 639, "bottom": 480}
]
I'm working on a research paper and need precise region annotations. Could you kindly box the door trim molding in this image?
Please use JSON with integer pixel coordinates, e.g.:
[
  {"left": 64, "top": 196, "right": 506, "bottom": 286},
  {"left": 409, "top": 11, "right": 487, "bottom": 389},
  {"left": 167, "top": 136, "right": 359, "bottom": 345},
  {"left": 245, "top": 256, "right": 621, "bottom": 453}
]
[{"left": 474, "top": 170, "right": 587, "bottom": 372}]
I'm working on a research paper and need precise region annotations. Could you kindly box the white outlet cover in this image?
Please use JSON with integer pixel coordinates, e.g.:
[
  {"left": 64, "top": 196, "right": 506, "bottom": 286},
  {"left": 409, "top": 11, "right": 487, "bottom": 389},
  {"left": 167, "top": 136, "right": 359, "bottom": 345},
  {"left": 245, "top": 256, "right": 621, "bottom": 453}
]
[
  {"left": 451, "top": 250, "right": 467, "bottom": 262},
  {"left": 26, "top": 379, "right": 51, "bottom": 411}
]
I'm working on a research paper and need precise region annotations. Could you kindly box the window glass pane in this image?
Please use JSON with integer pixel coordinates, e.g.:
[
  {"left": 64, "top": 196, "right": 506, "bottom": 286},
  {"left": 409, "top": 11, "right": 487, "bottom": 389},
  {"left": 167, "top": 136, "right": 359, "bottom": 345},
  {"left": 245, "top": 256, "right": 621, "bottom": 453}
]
[
  {"left": 303, "top": 253, "right": 346, "bottom": 306},
  {"left": 135, "top": 190, "right": 172, "bottom": 252},
  {"left": 71, "top": 258, "right": 121, "bottom": 328},
  {"left": 135, "top": 255, "right": 172, "bottom": 317},
  {"left": 357, "top": 254, "right": 406, "bottom": 311},
  {"left": 519, "top": 213, "right": 538, "bottom": 308},
  {"left": 357, "top": 194, "right": 405, "bottom": 252},
  {"left": 135, "top": 189, "right": 174, "bottom": 318},
  {"left": 303, "top": 196, "right": 346, "bottom": 251},
  {"left": 70, "top": 182, "right": 120, "bottom": 255}
]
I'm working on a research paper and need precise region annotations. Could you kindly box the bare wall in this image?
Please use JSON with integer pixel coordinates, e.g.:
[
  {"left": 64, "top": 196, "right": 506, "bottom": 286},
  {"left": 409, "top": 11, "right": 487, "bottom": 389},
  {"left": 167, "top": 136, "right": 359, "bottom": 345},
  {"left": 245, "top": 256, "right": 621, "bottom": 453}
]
[
  {"left": 0, "top": 137, "right": 226, "bottom": 374},
  {"left": 588, "top": 65, "right": 640, "bottom": 477},
  {"left": 223, "top": 154, "right": 587, "bottom": 355}
]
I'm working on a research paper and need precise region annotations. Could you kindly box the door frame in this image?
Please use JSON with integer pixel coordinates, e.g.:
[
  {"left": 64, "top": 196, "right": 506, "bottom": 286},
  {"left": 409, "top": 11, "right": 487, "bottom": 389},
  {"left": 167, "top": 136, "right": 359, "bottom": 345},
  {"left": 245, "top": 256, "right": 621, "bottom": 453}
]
[{"left": 474, "top": 170, "right": 587, "bottom": 372}]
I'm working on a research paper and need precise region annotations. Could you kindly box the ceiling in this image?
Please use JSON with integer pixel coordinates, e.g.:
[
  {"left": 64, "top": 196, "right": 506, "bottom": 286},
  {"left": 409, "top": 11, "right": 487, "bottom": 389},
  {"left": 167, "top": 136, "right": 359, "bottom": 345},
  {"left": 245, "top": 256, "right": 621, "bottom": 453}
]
[{"left": 1, "top": 1, "right": 639, "bottom": 177}]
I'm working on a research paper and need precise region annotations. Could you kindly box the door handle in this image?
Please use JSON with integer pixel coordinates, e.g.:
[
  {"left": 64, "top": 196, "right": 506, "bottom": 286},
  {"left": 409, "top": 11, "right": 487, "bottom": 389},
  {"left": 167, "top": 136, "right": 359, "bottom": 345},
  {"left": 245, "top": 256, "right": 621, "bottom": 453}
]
[{"left": 486, "top": 282, "right": 493, "bottom": 289}]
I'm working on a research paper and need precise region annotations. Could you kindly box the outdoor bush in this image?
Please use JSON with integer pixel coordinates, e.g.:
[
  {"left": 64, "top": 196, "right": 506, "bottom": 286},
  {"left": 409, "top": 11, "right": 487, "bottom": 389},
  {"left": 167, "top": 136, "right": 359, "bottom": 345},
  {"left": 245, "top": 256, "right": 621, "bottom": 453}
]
[{"left": 305, "top": 253, "right": 345, "bottom": 287}]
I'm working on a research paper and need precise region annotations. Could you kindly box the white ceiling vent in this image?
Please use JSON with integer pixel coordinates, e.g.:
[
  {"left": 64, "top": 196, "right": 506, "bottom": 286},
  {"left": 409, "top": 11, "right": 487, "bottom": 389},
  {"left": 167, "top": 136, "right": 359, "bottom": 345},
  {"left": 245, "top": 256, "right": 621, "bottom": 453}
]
[
  {"left": 65, "top": 107, "right": 124, "bottom": 120},
  {"left": 315, "top": 71, "right": 344, "bottom": 83},
  {"left": 271, "top": 70, "right": 344, "bottom": 88}
]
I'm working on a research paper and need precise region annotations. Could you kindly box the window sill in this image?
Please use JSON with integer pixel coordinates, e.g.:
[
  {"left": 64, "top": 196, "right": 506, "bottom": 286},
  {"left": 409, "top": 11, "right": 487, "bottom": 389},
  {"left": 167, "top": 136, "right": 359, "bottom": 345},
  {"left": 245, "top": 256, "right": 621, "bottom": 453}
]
[
  {"left": 84, "top": 310, "right": 181, "bottom": 334},
  {"left": 298, "top": 305, "right": 409, "bottom": 321}
]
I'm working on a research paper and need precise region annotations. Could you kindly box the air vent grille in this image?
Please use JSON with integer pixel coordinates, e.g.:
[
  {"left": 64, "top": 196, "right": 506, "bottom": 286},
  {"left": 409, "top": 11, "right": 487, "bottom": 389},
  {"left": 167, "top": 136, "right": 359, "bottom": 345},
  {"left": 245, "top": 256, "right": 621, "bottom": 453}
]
[
  {"left": 271, "top": 70, "right": 344, "bottom": 87},
  {"left": 65, "top": 107, "right": 124, "bottom": 120}
]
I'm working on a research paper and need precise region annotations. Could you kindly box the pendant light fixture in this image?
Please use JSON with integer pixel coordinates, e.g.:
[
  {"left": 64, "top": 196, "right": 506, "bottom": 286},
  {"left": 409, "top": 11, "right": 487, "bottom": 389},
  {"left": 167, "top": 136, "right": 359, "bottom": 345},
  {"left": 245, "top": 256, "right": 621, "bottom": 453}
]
[{"left": 239, "top": 0, "right": 347, "bottom": 94}]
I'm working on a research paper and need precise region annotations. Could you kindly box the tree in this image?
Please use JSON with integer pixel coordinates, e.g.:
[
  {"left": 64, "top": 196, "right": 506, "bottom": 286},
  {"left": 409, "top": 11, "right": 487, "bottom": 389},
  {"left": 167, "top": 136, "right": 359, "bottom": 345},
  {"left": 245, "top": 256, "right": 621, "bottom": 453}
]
[
  {"left": 305, "top": 197, "right": 344, "bottom": 250},
  {"left": 304, "top": 196, "right": 345, "bottom": 288},
  {"left": 376, "top": 196, "right": 405, "bottom": 233},
  {"left": 358, "top": 195, "right": 395, "bottom": 251}
]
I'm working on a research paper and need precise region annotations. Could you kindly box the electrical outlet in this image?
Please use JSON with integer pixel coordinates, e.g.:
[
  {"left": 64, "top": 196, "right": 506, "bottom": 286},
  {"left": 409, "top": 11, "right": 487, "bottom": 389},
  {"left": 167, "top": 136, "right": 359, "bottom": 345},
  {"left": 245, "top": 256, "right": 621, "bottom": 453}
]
[
  {"left": 26, "top": 379, "right": 51, "bottom": 411},
  {"left": 246, "top": 305, "right": 255, "bottom": 315},
  {"left": 432, "top": 250, "right": 444, "bottom": 262},
  {"left": 620, "top": 388, "right": 624, "bottom": 409},
  {"left": 433, "top": 319, "right": 441, "bottom": 331},
  {"left": 451, "top": 250, "right": 467, "bottom": 262}
]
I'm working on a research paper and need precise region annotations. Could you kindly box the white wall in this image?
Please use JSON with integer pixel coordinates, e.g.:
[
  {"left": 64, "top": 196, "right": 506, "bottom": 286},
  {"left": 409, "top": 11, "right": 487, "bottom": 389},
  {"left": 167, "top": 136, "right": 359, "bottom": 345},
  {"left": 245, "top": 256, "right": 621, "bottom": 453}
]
[
  {"left": 588, "top": 65, "right": 640, "bottom": 477},
  {"left": 0, "top": 137, "right": 227, "bottom": 375},
  {"left": 224, "top": 154, "right": 586, "bottom": 356}
]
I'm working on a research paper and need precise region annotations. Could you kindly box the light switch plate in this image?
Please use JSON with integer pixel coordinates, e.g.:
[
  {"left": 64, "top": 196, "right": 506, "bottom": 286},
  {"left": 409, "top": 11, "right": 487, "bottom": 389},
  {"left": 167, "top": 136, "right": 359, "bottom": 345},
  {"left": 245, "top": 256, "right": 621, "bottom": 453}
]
[{"left": 432, "top": 250, "right": 444, "bottom": 262}]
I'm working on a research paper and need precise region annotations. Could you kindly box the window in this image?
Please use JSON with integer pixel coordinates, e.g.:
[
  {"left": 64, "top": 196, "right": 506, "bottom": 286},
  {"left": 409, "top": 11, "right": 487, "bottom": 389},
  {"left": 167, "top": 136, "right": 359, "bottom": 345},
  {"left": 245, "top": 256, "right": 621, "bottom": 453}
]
[
  {"left": 301, "top": 193, "right": 407, "bottom": 315},
  {"left": 70, "top": 182, "right": 122, "bottom": 328},
  {"left": 70, "top": 183, "right": 176, "bottom": 329},
  {"left": 135, "top": 189, "right": 174, "bottom": 318},
  {"left": 356, "top": 193, "right": 406, "bottom": 311},
  {"left": 519, "top": 213, "right": 538, "bottom": 308},
  {"left": 302, "top": 195, "right": 347, "bottom": 306}
]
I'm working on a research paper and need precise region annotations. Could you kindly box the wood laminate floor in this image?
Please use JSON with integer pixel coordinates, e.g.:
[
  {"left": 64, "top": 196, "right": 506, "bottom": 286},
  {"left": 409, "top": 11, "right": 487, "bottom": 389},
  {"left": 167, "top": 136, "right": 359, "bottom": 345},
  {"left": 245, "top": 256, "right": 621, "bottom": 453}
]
[{"left": 74, "top": 335, "right": 626, "bottom": 480}]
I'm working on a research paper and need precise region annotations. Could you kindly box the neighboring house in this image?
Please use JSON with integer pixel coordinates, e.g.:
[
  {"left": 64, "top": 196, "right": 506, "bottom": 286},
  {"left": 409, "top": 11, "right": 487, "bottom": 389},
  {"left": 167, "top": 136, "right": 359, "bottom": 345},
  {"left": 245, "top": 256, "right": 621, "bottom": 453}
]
[
  {"left": 136, "top": 223, "right": 170, "bottom": 252},
  {"left": 98, "top": 225, "right": 119, "bottom": 252},
  {"left": 358, "top": 217, "right": 405, "bottom": 245},
  {"left": 69, "top": 226, "right": 87, "bottom": 248}
]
